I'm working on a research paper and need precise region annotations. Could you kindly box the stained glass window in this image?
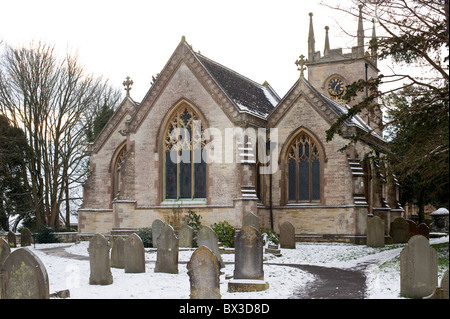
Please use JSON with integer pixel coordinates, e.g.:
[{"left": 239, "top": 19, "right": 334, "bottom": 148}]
[
  {"left": 164, "top": 105, "right": 206, "bottom": 200},
  {"left": 286, "top": 133, "right": 321, "bottom": 202}
]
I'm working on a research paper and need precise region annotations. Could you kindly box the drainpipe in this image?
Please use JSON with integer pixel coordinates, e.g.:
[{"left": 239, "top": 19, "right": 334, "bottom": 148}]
[{"left": 266, "top": 137, "right": 274, "bottom": 230}]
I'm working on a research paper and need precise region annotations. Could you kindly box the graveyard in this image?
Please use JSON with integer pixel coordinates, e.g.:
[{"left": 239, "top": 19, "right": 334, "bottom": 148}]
[{"left": 1, "top": 228, "right": 448, "bottom": 299}]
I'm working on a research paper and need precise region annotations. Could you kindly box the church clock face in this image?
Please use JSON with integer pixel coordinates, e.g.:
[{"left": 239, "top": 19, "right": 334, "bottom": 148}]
[{"left": 327, "top": 77, "right": 345, "bottom": 97}]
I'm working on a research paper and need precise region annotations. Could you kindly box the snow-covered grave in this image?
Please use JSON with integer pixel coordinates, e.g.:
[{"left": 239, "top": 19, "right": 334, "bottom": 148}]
[{"left": 5, "top": 235, "right": 448, "bottom": 299}]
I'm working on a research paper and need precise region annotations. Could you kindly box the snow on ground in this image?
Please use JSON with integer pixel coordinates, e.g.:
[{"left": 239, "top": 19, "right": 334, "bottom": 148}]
[{"left": 10, "top": 235, "right": 448, "bottom": 299}]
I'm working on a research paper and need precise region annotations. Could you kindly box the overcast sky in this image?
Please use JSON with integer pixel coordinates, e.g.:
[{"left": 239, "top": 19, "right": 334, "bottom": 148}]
[{"left": 1, "top": 0, "right": 363, "bottom": 101}]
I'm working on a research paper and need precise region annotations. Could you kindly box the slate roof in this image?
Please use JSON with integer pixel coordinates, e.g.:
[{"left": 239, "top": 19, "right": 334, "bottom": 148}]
[
  {"left": 303, "top": 79, "right": 385, "bottom": 141},
  {"left": 194, "top": 53, "right": 280, "bottom": 119}
]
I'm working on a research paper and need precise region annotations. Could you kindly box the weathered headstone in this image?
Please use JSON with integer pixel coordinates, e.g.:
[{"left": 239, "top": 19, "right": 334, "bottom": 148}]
[
  {"left": 152, "top": 219, "right": 165, "bottom": 248},
  {"left": 242, "top": 212, "right": 259, "bottom": 230},
  {"left": 407, "top": 220, "right": 430, "bottom": 240},
  {"left": 1, "top": 248, "right": 49, "bottom": 299},
  {"left": 88, "top": 233, "right": 113, "bottom": 285},
  {"left": 178, "top": 225, "right": 194, "bottom": 248},
  {"left": 234, "top": 226, "right": 264, "bottom": 280},
  {"left": 7, "top": 231, "right": 16, "bottom": 248},
  {"left": 0, "top": 238, "right": 11, "bottom": 266},
  {"left": 425, "top": 269, "right": 449, "bottom": 299},
  {"left": 228, "top": 226, "right": 268, "bottom": 292},
  {"left": 155, "top": 225, "right": 179, "bottom": 274},
  {"left": 367, "top": 216, "right": 385, "bottom": 247},
  {"left": 390, "top": 217, "right": 409, "bottom": 243},
  {"left": 187, "top": 246, "right": 221, "bottom": 299},
  {"left": 416, "top": 223, "right": 430, "bottom": 239},
  {"left": 20, "top": 227, "right": 32, "bottom": 247},
  {"left": 400, "top": 235, "right": 438, "bottom": 298},
  {"left": 110, "top": 236, "right": 125, "bottom": 269},
  {"left": 279, "top": 221, "right": 295, "bottom": 249},
  {"left": 197, "top": 226, "right": 225, "bottom": 268},
  {"left": 124, "top": 233, "right": 146, "bottom": 273}
]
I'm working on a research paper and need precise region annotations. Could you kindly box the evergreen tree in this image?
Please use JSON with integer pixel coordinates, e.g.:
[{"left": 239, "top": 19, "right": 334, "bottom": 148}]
[{"left": 0, "top": 115, "right": 31, "bottom": 231}]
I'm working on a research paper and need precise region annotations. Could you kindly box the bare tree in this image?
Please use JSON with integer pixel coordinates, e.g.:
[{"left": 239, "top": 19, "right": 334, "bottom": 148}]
[{"left": 0, "top": 41, "right": 121, "bottom": 229}]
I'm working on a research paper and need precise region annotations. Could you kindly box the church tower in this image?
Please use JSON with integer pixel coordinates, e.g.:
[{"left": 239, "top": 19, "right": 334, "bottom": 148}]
[{"left": 306, "top": 6, "right": 382, "bottom": 135}]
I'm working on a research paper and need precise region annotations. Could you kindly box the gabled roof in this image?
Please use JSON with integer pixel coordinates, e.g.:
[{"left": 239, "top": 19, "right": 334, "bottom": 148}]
[
  {"left": 194, "top": 53, "right": 280, "bottom": 119},
  {"left": 268, "top": 76, "right": 385, "bottom": 144}
]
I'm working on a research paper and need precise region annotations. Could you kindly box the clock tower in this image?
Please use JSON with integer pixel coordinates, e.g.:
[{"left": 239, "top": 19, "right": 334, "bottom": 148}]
[{"left": 305, "top": 6, "right": 382, "bottom": 135}]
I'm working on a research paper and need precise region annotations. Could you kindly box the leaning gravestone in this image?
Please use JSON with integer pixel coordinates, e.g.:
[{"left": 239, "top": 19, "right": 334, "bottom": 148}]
[
  {"left": 0, "top": 238, "right": 10, "bottom": 266},
  {"left": 279, "top": 221, "right": 295, "bottom": 249},
  {"left": 178, "top": 225, "right": 194, "bottom": 248},
  {"left": 187, "top": 246, "right": 221, "bottom": 299},
  {"left": 367, "top": 216, "right": 385, "bottom": 247},
  {"left": 197, "top": 226, "right": 225, "bottom": 268},
  {"left": 7, "top": 231, "right": 16, "bottom": 248},
  {"left": 390, "top": 217, "right": 409, "bottom": 243},
  {"left": 111, "top": 236, "right": 125, "bottom": 269},
  {"left": 155, "top": 225, "right": 179, "bottom": 274},
  {"left": 242, "top": 212, "right": 259, "bottom": 230},
  {"left": 124, "top": 233, "right": 146, "bottom": 273},
  {"left": 152, "top": 219, "right": 165, "bottom": 248},
  {"left": 228, "top": 226, "right": 268, "bottom": 292},
  {"left": 20, "top": 227, "right": 32, "bottom": 247},
  {"left": 400, "top": 235, "right": 438, "bottom": 298},
  {"left": 1, "top": 248, "right": 49, "bottom": 299},
  {"left": 88, "top": 233, "right": 113, "bottom": 285}
]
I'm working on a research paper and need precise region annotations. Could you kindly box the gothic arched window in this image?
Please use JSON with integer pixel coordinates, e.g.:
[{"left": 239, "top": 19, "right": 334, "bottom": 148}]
[
  {"left": 287, "top": 133, "right": 321, "bottom": 202},
  {"left": 164, "top": 105, "right": 206, "bottom": 200},
  {"left": 112, "top": 144, "right": 127, "bottom": 201}
]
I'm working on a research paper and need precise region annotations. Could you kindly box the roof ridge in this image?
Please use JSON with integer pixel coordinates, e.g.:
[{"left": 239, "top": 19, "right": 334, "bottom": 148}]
[{"left": 194, "top": 52, "right": 268, "bottom": 91}]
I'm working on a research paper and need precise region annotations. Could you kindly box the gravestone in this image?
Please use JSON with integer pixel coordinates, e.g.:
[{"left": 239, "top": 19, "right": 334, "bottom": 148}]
[
  {"left": 416, "top": 223, "right": 430, "bottom": 239},
  {"left": 367, "top": 216, "right": 385, "bottom": 247},
  {"left": 155, "top": 225, "right": 179, "bottom": 274},
  {"left": 187, "top": 246, "right": 221, "bottom": 299},
  {"left": 425, "top": 269, "right": 449, "bottom": 299},
  {"left": 111, "top": 236, "right": 125, "bottom": 269},
  {"left": 7, "top": 231, "right": 16, "bottom": 248},
  {"left": 228, "top": 226, "right": 268, "bottom": 292},
  {"left": 178, "top": 225, "right": 194, "bottom": 248},
  {"left": 400, "top": 235, "right": 438, "bottom": 298},
  {"left": 242, "top": 212, "right": 259, "bottom": 230},
  {"left": 279, "top": 221, "right": 295, "bottom": 249},
  {"left": 233, "top": 226, "right": 264, "bottom": 280},
  {"left": 1, "top": 248, "right": 49, "bottom": 299},
  {"left": 88, "top": 233, "right": 113, "bottom": 285},
  {"left": 152, "top": 219, "right": 165, "bottom": 248},
  {"left": 20, "top": 227, "right": 32, "bottom": 247},
  {"left": 407, "top": 220, "right": 430, "bottom": 240},
  {"left": 390, "top": 217, "right": 409, "bottom": 243},
  {"left": 124, "top": 233, "right": 146, "bottom": 273},
  {"left": 197, "top": 226, "right": 225, "bottom": 268},
  {"left": 0, "top": 238, "right": 11, "bottom": 266}
]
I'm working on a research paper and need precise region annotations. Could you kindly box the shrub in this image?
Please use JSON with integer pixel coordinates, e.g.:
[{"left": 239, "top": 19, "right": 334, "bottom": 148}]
[
  {"left": 260, "top": 228, "right": 280, "bottom": 245},
  {"left": 136, "top": 227, "right": 152, "bottom": 248},
  {"left": 211, "top": 221, "right": 236, "bottom": 248},
  {"left": 35, "top": 225, "right": 61, "bottom": 244},
  {"left": 185, "top": 210, "right": 202, "bottom": 247},
  {"left": 185, "top": 210, "right": 202, "bottom": 231}
]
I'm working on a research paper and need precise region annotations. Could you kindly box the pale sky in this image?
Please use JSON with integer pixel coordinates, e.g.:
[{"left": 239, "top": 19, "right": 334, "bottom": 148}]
[{"left": 1, "top": 0, "right": 361, "bottom": 101}]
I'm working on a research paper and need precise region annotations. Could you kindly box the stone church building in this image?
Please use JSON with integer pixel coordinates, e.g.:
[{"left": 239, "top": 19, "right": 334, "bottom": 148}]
[{"left": 79, "top": 8, "right": 403, "bottom": 243}]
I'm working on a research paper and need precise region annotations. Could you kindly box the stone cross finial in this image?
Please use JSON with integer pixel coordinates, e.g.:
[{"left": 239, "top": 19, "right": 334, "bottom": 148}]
[
  {"left": 123, "top": 76, "right": 133, "bottom": 95},
  {"left": 295, "top": 55, "right": 307, "bottom": 78}
]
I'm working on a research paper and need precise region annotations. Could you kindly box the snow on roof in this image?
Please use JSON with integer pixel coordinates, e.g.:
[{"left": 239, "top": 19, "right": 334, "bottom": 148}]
[{"left": 194, "top": 53, "right": 279, "bottom": 119}]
